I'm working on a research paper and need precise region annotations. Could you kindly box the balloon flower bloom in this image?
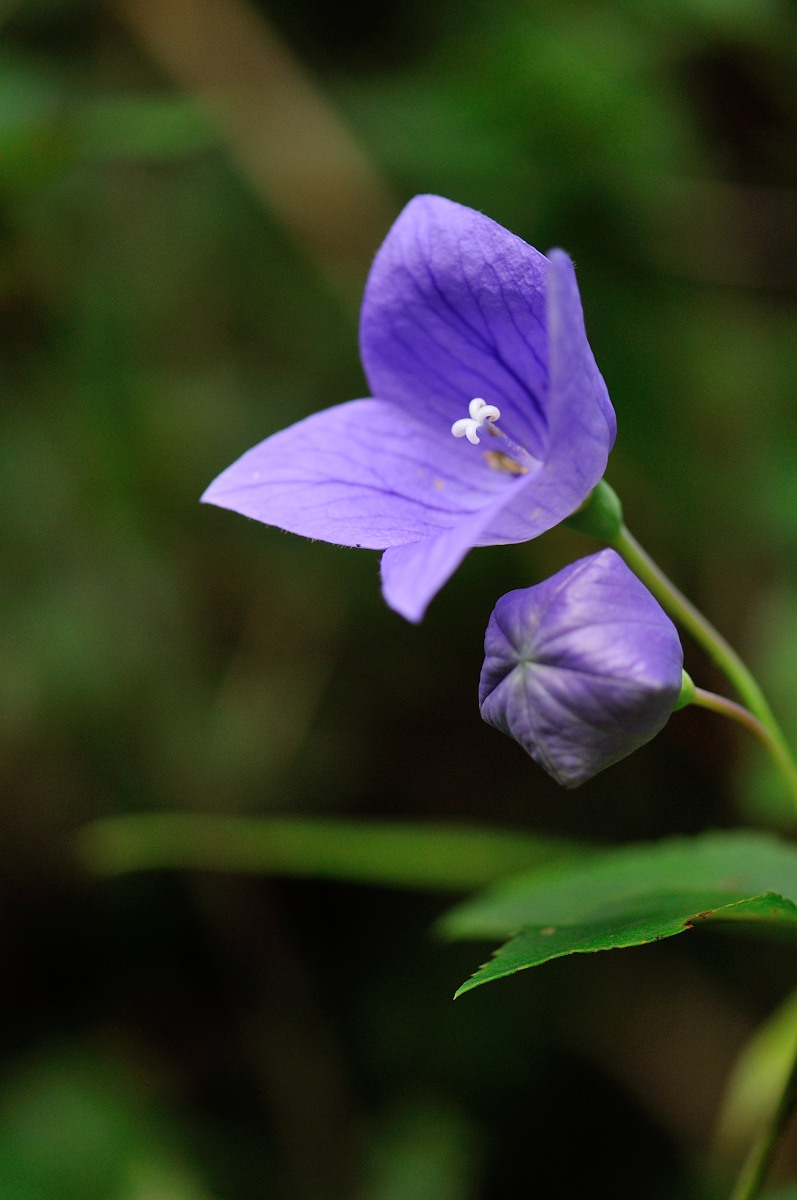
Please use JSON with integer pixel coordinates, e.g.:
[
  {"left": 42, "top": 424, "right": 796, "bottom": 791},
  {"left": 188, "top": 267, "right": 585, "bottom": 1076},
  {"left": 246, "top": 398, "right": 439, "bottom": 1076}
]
[
  {"left": 479, "top": 550, "right": 684, "bottom": 787},
  {"left": 202, "top": 195, "right": 616, "bottom": 621}
]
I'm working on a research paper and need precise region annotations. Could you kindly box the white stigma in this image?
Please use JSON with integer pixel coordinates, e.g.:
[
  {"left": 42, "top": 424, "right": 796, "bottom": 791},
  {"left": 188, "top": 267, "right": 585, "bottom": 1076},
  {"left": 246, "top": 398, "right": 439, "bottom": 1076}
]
[{"left": 451, "top": 397, "right": 501, "bottom": 445}]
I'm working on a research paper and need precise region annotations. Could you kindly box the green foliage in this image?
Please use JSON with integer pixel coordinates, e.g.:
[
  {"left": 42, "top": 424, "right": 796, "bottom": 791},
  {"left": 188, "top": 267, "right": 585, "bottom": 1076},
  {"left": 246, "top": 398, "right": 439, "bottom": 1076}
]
[
  {"left": 452, "top": 893, "right": 794, "bottom": 999},
  {"left": 2, "top": 0, "right": 797, "bottom": 1195},
  {"left": 358, "top": 1095, "right": 484, "bottom": 1200},
  {"left": 442, "top": 833, "right": 797, "bottom": 995},
  {"left": 75, "top": 812, "right": 583, "bottom": 890},
  {"left": 713, "top": 988, "right": 797, "bottom": 1180},
  {"left": 0, "top": 1046, "right": 211, "bottom": 1200}
]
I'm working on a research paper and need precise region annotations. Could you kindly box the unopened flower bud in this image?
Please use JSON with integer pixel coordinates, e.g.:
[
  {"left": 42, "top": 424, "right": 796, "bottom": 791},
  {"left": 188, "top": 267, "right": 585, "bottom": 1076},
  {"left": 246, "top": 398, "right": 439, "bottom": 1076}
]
[{"left": 479, "top": 550, "right": 684, "bottom": 787}]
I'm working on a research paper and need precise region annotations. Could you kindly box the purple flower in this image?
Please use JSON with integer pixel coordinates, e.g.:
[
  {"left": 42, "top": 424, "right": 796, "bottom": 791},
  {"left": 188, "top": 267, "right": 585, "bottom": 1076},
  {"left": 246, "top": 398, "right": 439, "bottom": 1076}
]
[
  {"left": 479, "top": 550, "right": 683, "bottom": 787},
  {"left": 202, "top": 195, "right": 615, "bottom": 621}
]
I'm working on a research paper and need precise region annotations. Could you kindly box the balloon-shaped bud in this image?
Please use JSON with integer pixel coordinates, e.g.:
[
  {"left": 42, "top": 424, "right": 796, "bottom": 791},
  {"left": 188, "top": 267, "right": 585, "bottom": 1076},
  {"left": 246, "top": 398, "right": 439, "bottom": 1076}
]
[{"left": 479, "top": 550, "right": 684, "bottom": 787}]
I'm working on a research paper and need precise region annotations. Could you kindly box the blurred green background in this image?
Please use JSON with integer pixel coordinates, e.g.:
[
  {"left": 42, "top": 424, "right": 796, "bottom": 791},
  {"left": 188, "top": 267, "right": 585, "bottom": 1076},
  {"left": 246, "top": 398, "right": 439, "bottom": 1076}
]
[{"left": 2, "top": 0, "right": 797, "bottom": 1196}]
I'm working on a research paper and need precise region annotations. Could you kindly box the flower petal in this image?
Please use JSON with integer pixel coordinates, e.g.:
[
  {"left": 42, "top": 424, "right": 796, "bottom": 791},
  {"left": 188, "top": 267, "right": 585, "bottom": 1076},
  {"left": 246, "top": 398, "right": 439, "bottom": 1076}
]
[
  {"left": 360, "top": 195, "right": 552, "bottom": 461},
  {"left": 480, "top": 250, "right": 616, "bottom": 545},
  {"left": 380, "top": 489, "right": 513, "bottom": 622},
  {"left": 546, "top": 249, "right": 616, "bottom": 456},
  {"left": 201, "top": 398, "right": 514, "bottom": 548}
]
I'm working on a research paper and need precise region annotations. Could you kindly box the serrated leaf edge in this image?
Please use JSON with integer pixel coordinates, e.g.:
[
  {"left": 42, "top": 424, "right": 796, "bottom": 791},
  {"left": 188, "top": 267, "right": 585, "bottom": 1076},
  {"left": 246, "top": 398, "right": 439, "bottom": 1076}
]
[{"left": 454, "top": 890, "right": 797, "bottom": 999}]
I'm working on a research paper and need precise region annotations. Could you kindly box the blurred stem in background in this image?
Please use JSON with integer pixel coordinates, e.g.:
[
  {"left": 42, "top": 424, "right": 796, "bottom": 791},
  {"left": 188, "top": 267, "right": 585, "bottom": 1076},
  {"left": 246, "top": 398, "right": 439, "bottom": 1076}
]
[{"left": 112, "top": 0, "right": 397, "bottom": 307}]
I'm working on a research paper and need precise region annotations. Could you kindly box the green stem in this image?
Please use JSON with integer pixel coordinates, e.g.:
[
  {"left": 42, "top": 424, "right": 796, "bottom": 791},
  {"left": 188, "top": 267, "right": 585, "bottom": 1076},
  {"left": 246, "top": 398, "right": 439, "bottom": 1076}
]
[
  {"left": 610, "top": 527, "right": 797, "bottom": 808},
  {"left": 611, "top": 524, "right": 797, "bottom": 815},
  {"left": 692, "top": 688, "right": 781, "bottom": 754},
  {"left": 612, "top": 526, "right": 772, "bottom": 726},
  {"left": 690, "top": 688, "right": 797, "bottom": 810},
  {"left": 727, "top": 1036, "right": 797, "bottom": 1200}
]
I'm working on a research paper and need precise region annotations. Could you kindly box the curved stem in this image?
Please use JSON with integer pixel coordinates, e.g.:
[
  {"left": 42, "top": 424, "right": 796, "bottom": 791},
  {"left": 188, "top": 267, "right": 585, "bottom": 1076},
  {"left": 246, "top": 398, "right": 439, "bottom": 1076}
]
[
  {"left": 611, "top": 526, "right": 773, "bottom": 727},
  {"left": 610, "top": 524, "right": 797, "bottom": 815},
  {"left": 691, "top": 689, "right": 797, "bottom": 810},
  {"left": 727, "top": 1038, "right": 797, "bottom": 1200},
  {"left": 692, "top": 688, "right": 779, "bottom": 750}
]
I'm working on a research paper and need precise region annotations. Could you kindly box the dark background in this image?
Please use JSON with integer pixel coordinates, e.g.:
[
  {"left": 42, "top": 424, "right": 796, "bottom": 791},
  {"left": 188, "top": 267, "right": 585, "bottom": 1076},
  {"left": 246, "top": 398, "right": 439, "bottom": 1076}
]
[{"left": 2, "top": 0, "right": 797, "bottom": 1196}]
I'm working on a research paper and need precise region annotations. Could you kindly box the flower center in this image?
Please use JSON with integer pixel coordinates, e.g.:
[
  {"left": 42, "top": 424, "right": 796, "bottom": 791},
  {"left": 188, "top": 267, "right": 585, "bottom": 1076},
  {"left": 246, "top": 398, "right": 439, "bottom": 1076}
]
[
  {"left": 451, "top": 397, "right": 538, "bottom": 476},
  {"left": 451, "top": 397, "right": 501, "bottom": 445}
]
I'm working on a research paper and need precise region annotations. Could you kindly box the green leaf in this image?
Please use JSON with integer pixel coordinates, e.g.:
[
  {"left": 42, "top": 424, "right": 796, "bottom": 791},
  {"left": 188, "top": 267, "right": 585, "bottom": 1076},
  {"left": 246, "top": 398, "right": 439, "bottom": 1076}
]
[
  {"left": 439, "top": 831, "right": 797, "bottom": 996},
  {"left": 74, "top": 813, "right": 584, "bottom": 892},
  {"left": 454, "top": 893, "right": 795, "bottom": 997}
]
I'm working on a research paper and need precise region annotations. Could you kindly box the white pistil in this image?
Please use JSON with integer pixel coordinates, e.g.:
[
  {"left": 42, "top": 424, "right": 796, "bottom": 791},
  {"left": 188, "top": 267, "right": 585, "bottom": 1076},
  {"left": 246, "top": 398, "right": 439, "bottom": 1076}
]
[{"left": 451, "top": 397, "right": 501, "bottom": 445}]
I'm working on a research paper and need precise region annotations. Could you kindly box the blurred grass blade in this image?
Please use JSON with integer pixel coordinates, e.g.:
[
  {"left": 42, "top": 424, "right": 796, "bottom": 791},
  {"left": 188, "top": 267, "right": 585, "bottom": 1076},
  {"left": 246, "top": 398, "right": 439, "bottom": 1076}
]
[
  {"left": 711, "top": 988, "right": 797, "bottom": 1181},
  {"left": 74, "top": 814, "right": 584, "bottom": 891}
]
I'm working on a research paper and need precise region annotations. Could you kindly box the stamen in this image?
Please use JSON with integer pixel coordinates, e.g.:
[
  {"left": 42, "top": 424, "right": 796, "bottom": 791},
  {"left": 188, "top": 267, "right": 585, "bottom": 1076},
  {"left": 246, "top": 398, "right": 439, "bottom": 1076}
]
[{"left": 451, "top": 397, "right": 501, "bottom": 445}]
